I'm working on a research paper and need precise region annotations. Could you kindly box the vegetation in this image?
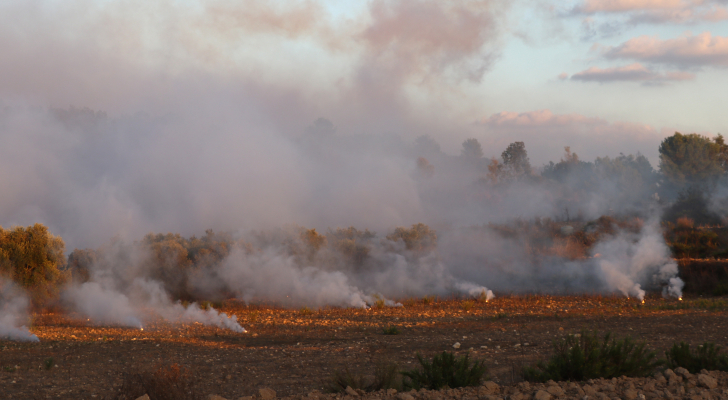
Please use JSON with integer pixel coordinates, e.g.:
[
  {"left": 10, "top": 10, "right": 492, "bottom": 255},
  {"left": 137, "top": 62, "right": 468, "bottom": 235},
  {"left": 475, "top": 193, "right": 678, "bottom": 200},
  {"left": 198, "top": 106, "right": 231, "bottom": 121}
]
[
  {"left": 382, "top": 325, "right": 400, "bottom": 335},
  {"left": 401, "top": 351, "right": 487, "bottom": 390},
  {"left": 666, "top": 342, "right": 728, "bottom": 373},
  {"left": 0, "top": 223, "right": 68, "bottom": 307},
  {"left": 522, "top": 331, "right": 661, "bottom": 382}
]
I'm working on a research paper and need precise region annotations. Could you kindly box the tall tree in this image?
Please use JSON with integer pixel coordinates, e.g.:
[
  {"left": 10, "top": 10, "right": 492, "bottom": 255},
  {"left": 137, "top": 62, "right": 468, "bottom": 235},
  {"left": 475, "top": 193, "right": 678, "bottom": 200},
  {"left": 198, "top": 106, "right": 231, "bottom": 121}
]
[
  {"left": 501, "top": 141, "right": 531, "bottom": 177},
  {"left": 659, "top": 132, "right": 725, "bottom": 185},
  {"left": 461, "top": 138, "right": 483, "bottom": 160}
]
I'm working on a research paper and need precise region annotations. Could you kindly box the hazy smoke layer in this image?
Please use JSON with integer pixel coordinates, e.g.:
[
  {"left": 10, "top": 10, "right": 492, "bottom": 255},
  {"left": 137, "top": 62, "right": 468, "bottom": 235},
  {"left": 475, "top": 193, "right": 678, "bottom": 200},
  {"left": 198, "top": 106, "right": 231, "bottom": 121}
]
[
  {"left": 0, "top": 279, "right": 39, "bottom": 342},
  {"left": 62, "top": 244, "right": 244, "bottom": 332}
]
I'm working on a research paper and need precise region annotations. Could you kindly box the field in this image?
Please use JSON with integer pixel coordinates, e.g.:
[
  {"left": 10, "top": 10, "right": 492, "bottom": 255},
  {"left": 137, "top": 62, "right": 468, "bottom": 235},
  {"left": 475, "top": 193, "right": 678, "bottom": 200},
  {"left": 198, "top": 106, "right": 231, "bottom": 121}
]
[{"left": 2, "top": 295, "right": 728, "bottom": 399}]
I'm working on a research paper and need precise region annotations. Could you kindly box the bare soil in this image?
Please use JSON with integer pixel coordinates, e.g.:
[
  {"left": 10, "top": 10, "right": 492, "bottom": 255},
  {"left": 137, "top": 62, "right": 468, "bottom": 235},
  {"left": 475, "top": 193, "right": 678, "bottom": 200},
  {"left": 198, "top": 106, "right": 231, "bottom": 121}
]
[{"left": 1, "top": 294, "right": 727, "bottom": 399}]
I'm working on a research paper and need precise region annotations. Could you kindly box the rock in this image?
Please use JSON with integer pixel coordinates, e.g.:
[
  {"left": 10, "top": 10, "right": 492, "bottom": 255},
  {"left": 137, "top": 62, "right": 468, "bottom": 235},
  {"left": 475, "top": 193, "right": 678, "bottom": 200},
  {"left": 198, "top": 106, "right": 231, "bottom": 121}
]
[
  {"left": 207, "top": 395, "right": 228, "bottom": 400},
  {"left": 509, "top": 391, "right": 525, "bottom": 400},
  {"left": 396, "top": 393, "right": 415, "bottom": 400},
  {"left": 697, "top": 373, "right": 718, "bottom": 389},
  {"left": 345, "top": 386, "right": 359, "bottom": 396},
  {"left": 533, "top": 389, "right": 551, "bottom": 400},
  {"left": 453, "top": 342, "right": 461, "bottom": 349},
  {"left": 663, "top": 369, "right": 676, "bottom": 379},
  {"left": 237, "top": 397, "right": 253, "bottom": 400},
  {"left": 387, "top": 389, "right": 397, "bottom": 395},
  {"left": 134, "top": 396, "right": 150, "bottom": 400},
  {"left": 674, "top": 367, "right": 691, "bottom": 379},
  {"left": 516, "top": 382, "right": 531, "bottom": 392},
  {"left": 623, "top": 389, "right": 638, "bottom": 400},
  {"left": 483, "top": 381, "right": 500, "bottom": 393},
  {"left": 546, "top": 385, "right": 564, "bottom": 396},
  {"left": 258, "top": 388, "right": 276, "bottom": 400}
]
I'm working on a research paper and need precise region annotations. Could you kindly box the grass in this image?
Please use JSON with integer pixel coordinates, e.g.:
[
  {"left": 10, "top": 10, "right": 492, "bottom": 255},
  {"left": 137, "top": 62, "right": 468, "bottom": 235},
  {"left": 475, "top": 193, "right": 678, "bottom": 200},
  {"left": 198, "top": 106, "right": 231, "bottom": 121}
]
[
  {"left": 382, "top": 325, "right": 400, "bottom": 335},
  {"left": 493, "top": 312, "right": 509, "bottom": 320},
  {"left": 522, "top": 331, "right": 661, "bottom": 382},
  {"left": 460, "top": 300, "right": 475, "bottom": 311},
  {"left": 43, "top": 357, "right": 55, "bottom": 370},
  {"left": 401, "top": 351, "right": 487, "bottom": 390},
  {"left": 422, "top": 296, "right": 436, "bottom": 305},
  {"left": 115, "top": 363, "right": 200, "bottom": 400},
  {"left": 299, "top": 307, "right": 313, "bottom": 316},
  {"left": 666, "top": 342, "right": 728, "bottom": 373}
]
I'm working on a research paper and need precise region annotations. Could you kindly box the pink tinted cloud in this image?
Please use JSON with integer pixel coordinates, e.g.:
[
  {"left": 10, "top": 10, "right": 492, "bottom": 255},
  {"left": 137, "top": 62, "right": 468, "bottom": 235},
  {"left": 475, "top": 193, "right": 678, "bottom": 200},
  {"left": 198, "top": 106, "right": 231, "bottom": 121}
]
[
  {"left": 569, "top": 63, "right": 695, "bottom": 84},
  {"left": 604, "top": 32, "right": 728, "bottom": 67},
  {"left": 359, "top": 0, "right": 504, "bottom": 82},
  {"left": 478, "top": 110, "right": 673, "bottom": 164},
  {"left": 573, "top": 0, "right": 728, "bottom": 23}
]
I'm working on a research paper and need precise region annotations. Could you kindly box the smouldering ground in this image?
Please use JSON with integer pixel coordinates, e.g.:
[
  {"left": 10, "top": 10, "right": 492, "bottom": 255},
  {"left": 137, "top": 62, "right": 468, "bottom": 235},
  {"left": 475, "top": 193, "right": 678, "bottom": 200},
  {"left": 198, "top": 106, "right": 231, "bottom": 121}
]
[{"left": 2, "top": 294, "right": 728, "bottom": 399}]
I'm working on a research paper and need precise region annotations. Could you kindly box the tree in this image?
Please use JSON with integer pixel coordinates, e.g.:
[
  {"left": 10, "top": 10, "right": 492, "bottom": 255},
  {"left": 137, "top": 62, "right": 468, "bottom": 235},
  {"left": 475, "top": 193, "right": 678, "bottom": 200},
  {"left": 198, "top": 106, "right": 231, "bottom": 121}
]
[
  {"left": 461, "top": 138, "right": 483, "bottom": 160},
  {"left": 659, "top": 132, "right": 725, "bottom": 185},
  {"left": 500, "top": 141, "right": 531, "bottom": 179},
  {"left": 0, "top": 223, "right": 68, "bottom": 306}
]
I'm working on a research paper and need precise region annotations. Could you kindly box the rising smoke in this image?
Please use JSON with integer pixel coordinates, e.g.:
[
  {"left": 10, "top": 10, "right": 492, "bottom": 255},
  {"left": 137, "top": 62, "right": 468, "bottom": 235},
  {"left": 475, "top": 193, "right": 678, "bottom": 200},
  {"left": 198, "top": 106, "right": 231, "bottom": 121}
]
[
  {"left": 0, "top": 0, "right": 696, "bottom": 336},
  {"left": 0, "top": 279, "right": 39, "bottom": 342}
]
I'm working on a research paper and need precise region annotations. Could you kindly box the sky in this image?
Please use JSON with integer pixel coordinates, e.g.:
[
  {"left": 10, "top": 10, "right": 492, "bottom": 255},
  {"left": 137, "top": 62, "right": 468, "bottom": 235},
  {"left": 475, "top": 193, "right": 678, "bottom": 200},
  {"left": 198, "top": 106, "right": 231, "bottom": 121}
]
[
  {"left": 0, "top": 0, "right": 727, "bottom": 248},
  {"left": 0, "top": 0, "right": 725, "bottom": 164}
]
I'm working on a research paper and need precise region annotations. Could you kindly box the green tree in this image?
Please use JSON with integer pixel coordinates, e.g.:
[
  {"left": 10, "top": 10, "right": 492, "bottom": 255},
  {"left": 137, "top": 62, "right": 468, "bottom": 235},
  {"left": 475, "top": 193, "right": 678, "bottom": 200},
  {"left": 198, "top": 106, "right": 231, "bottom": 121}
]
[
  {"left": 659, "top": 132, "right": 725, "bottom": 185},
  {"left": 501, "top": 141, "right": 531, "bottom": 176},
  {"left": 461, "top": 138, "right": 483, "bottom": 160},
  {"left": 0, "top": 223, "right": 68, "bottom": 306}
]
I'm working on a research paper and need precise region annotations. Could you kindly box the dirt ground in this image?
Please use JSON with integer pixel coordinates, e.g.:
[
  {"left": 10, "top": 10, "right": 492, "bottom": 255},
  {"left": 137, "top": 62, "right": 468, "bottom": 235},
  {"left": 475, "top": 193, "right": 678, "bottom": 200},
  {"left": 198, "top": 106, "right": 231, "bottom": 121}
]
[{"left": 1, "top": 294, "right": 727, "bottom": 399}]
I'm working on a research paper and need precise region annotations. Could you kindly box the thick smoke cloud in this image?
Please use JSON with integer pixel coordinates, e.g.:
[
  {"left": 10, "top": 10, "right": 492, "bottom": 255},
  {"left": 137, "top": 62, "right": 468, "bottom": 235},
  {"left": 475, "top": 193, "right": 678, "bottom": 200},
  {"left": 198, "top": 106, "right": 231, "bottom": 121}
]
[{"left": 0, "top": 1, "right": 690, "bottom": 326}]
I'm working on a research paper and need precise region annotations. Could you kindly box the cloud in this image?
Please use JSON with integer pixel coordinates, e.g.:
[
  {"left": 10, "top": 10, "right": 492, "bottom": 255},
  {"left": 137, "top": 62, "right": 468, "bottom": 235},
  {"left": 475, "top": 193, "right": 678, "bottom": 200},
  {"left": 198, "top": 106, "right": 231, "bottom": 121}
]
[
  {"left": 568, "top": 63, "right": 695, "bottom": 84},
  {"left": 478, "top": 109, "right": 672, "bottom": 164},
  {"left": 573, "top": 0, "right": 728, "bottom": 23},
  {"left": 604, "top": 32, "right": 728, "bottom": 68}
]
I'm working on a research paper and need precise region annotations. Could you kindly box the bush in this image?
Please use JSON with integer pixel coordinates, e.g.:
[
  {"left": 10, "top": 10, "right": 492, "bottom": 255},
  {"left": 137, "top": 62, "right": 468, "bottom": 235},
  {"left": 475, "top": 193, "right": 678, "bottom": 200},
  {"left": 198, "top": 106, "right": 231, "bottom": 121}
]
[
  {"left": 0, "top": 223, "right": 68, "bottom": 307},
  {"left": 666, "top": 342, "right": 728, "bottom": 373},
  {"left": 382, "top": 326, "right": 400, "bottom": 335},
  {"left": 115, "top": 363, "right": 200, "bottom": 400},
  {"left": 523, "top": 332, "right": 661, "bottom": 382},
  {"left": 401, "top": 351, "right": 487, "bottom": 390}
]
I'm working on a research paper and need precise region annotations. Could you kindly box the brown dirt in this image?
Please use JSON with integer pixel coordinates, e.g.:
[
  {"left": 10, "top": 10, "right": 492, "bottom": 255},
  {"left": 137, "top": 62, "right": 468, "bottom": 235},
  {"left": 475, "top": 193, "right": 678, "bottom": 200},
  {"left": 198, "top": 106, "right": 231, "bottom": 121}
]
[{"left": 1, "top": 294, "right": 727, "bottom": 399}]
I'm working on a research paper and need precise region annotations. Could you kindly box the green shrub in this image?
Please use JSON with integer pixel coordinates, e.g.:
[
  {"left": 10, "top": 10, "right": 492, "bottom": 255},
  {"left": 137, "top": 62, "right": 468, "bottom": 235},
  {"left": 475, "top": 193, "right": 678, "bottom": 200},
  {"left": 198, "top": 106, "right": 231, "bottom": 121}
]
[
  {"left": 666, "top": 342, "right": 728, "bottom": 373},
  {"left": 401, "top": 351, "right": 487, "bottom": 390},
  {"left": 523, "top": 332, "right": 661, "bottom": 382},
  {"left": 382, "top": 325, "right": 400, "bottom": 335},
  {"left": 43, "top": 357, "right": 55, "bottom": 370}
]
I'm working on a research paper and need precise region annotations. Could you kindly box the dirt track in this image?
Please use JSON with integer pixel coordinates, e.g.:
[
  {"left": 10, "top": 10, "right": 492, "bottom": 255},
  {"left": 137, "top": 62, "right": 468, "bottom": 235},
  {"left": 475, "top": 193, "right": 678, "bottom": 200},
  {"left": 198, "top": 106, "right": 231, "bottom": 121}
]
[{"left": 1, "top": 294, "right": 727, "bottom": 399}]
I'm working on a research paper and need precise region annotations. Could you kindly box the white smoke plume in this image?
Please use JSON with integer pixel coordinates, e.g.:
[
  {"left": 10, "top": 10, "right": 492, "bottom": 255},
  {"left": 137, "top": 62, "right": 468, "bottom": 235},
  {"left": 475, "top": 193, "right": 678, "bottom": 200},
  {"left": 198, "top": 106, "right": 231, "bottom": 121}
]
[
  {"left": 592, "top": 219, "right": 684, "bottom": 300},
  {"left": 0, "top": 279, "right": 39, "bottom": 342}
]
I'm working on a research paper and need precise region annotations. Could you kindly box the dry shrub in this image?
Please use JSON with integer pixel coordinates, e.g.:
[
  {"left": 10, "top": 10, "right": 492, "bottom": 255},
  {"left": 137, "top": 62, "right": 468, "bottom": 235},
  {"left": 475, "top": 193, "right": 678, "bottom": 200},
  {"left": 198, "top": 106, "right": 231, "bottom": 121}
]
[
  {"left": 115, "top": 363, "right": 201, "bottom": 400},
  {"left": 550, "top": 238, "right": 588, "bottom": 260},
  {"left": 677, "top": 217, "right": 695, "bottom": 230}
]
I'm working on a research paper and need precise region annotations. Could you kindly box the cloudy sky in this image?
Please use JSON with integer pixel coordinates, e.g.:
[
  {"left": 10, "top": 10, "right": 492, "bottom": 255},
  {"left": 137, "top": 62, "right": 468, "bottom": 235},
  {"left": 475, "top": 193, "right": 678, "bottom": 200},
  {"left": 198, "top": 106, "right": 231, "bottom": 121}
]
[{"left": 0, "top": 0, "right": 725, "bottom": 164}]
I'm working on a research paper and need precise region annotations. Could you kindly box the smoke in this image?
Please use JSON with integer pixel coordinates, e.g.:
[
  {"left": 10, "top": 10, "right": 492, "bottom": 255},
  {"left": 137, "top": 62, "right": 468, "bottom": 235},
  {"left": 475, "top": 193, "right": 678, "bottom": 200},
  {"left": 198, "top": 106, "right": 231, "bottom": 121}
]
[
  {"left": 62, "top": 243, "right": 244, "bottom": 332},
  {"left": 592, "top": 220, "right": 684, "bottom": 300},
  {"left": 0, "top": 279, "right": 39, "bottom": 342}
]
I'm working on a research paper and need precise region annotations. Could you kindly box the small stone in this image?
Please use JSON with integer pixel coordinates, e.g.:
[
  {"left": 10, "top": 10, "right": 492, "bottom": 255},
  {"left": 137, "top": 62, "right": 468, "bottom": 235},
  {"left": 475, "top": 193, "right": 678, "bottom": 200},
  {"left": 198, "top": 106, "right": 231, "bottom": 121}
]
[
  {"left": 674, "top": 367, "right": 691, "bottom": 379},
  {"left": 533, "top": 389, "right": 551, "bottom": 400},
  {"left": 697, "top": 373, "right": 717, "bottom": 389},
  {"left": 453, "top": 342, "right": 461, "bottom": 349},
  {"left": 207, "top": 395, "right": 228, "bottom": 400},
  {"left": 546, "top": 386, "right": 564, "bottom": 396},
  {"left": 258, "top": 388, "right": 276, "bottom": 400},
  {"left": 345, "top": 386, "right": 359, "bottom": 396},
  {"left": 135, "top": 396, "right": 150, "bottom": 400}
]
